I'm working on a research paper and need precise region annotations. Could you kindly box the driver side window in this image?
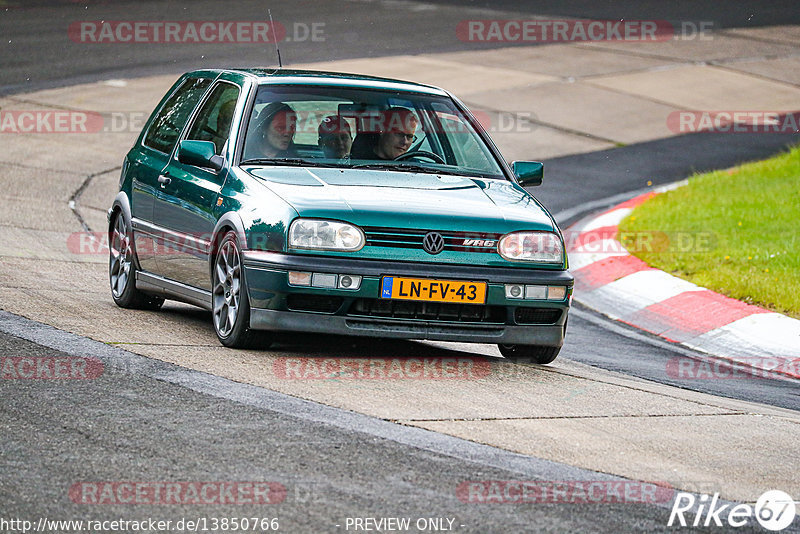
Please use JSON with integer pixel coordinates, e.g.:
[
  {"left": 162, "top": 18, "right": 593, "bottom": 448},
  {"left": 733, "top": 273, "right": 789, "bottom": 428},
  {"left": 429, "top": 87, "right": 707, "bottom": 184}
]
[{"left": 186, "top": 82, "right": 241, "bottom": 155}]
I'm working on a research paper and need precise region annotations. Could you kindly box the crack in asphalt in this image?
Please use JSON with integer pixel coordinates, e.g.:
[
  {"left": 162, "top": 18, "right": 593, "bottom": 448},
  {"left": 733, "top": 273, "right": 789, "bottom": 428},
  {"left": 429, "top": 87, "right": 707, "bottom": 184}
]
[
  {"left": 573, "top": 34, "right": 800, "bottom": 68},
  {"left": 715, "top": 29, "right": 800, "bottom": 51},
  {"left": 708, "top": 60, "right": 800, "bottom": 89},
  {"left": 560, "top": 47, "right": 800, "bottom": 89},
  {"left": 68, "top": 165, "right": 121, "bottom": 233},
  {"left": 397, "top": 412, "right": 750, "bottom": 423},
  {"left": 107, "top": 342, "right": 220, "bottom": 347},
  {"left": 4, "top": 95, "right": 95, "bottom": 112},
  {"left": 0, "top": 258, "right": 103, "bottom": 266}
]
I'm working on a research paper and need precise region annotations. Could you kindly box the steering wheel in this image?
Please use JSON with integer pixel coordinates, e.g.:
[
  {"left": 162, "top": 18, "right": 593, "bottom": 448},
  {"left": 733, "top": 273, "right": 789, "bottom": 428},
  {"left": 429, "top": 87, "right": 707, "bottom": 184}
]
[
  {"left": 394, "top": 150, "right": 445, "bottom": 164},
  {"left": 202, "top": 125, "right": 220, "bottom": 138}
]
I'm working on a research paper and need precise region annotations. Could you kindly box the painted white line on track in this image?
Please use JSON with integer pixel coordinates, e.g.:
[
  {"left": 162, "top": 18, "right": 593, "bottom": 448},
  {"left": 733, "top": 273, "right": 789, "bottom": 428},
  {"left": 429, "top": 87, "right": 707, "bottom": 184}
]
[
  {"left": 688, "top": 313, "right": 800, "bottom": 360},
  {"left": 610, "top": 271, "right": 705, "bottom": 306},
  {"left": 580, "top": 207, "right": 632, "bottom": 232},
  {"left": 568, "top": 239, "right": 628, "bottom": 270},
  {"left": 579, "top": 272, "right": 703, "bottom": 320}
]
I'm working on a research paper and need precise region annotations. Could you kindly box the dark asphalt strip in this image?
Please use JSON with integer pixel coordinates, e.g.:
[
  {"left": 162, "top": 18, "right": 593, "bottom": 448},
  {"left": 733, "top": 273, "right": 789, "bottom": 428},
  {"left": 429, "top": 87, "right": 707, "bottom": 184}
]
[{"left": 565, "top": 305, "right": 800, "bottom": 412}]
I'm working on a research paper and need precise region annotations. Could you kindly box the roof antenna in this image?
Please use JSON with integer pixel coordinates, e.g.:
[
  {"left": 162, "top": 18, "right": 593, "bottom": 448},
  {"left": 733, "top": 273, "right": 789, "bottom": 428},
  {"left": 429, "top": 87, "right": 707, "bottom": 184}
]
[{"left": 268, "top": 9, "right": 282, "bottom": 68}]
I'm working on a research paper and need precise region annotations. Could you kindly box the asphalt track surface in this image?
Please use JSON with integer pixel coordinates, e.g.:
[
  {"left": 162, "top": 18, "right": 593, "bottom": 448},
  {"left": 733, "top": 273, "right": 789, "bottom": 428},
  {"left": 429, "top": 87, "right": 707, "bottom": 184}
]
[
  {"left": 1, "top": 1, "right": 799, "bottom": 532},
  {"left": 3, "top": 315, "right": 739, "bottom": 534},
  {"left": 4, "top": 0, "right": 800, "bottom": 95}
]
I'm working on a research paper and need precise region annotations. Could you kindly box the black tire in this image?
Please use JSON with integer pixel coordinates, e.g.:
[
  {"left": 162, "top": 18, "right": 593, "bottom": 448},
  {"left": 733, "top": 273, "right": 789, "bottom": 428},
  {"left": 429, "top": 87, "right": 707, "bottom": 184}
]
[
  {"left": 108, "top": 210, "right": 164, "bottom": 310},
  {"left": 498, "top": 344, "right": 561, "bottom": 364},
  {"left": 211, "top": 231, "right": 271, "bottom": 349}
]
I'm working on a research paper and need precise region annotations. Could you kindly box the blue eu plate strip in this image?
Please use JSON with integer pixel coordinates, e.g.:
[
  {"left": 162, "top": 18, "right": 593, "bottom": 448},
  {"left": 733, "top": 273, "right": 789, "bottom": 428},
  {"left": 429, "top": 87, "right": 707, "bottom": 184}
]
[{"left": 381, "top": 277, "right": 394, "bottom": 298}]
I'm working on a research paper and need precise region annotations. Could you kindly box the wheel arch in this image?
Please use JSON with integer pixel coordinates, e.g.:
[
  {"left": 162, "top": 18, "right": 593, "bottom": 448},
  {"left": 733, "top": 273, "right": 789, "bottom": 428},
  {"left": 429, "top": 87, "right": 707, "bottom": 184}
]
[
  {"left": 108, "top": 192, "right": 141, "bottom": 270},
  {"left": 109, "top": 191, "right": 132, "bottom": 229},
  {"left": 209, "top": 212, "right": 248, "bottom": 278}
]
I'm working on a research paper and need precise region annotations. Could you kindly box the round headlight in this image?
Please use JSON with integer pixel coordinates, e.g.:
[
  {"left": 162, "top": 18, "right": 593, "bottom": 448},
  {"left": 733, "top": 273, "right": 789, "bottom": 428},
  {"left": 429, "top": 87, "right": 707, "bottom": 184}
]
[
  {"left": 498, "top": 231, "right": 563, "bottom": 263},
  {"left": 288, "top": 219, "right": 365, "bottom": 251}
]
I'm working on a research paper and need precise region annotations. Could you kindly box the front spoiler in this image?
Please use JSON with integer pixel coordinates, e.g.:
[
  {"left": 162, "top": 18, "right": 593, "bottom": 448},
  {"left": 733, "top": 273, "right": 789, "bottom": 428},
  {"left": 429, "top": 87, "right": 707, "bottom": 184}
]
[{"left": 250, "top": 308, "right": 566, "bottom": 345}]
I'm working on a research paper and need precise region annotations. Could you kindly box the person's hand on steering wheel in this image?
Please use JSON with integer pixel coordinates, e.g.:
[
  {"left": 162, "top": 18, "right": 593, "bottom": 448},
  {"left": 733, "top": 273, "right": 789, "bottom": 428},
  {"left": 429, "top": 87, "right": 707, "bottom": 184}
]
[{"left": 394, "top": 150, "right": 445, "bottom": 164}]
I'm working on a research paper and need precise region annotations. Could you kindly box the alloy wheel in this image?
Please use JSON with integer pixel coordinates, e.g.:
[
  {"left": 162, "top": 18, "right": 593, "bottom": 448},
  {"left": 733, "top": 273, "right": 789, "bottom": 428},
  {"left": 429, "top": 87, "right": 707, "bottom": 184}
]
[
  {"left": 212, "top": 239, "right": 242, "bottom": 337},
  {"left": 109, "top": 214, "right": 133, "bottom": 298}
]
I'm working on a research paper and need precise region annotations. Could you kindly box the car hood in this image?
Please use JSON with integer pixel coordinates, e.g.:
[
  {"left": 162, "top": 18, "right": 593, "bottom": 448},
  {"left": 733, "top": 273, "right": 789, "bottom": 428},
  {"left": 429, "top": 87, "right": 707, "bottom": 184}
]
[{"left": 245, "top": 167, "right": 555, "bottom": 233}]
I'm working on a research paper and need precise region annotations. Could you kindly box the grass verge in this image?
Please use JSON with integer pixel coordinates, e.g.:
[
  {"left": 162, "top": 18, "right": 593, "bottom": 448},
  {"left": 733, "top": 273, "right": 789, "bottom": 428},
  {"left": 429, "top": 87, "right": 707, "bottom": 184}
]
[{"left": 617, "top": 144, "right": 800, "bottom": 319}]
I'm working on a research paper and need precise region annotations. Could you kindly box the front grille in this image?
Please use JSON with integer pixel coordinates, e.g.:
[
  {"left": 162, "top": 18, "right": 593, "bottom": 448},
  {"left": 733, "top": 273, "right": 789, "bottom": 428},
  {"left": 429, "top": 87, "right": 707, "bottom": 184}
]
[
  {"left": 348, "top": 298, "right": 506, "bottom": 323},
  {"left": 514, "top": 307, "right": 562, "bottom": 325},
  {"left": 363, "top": 227, "right": 503, "bottom": 254},
  {"left": 286, "top": 294, "right": 343, "bottom": 314}
]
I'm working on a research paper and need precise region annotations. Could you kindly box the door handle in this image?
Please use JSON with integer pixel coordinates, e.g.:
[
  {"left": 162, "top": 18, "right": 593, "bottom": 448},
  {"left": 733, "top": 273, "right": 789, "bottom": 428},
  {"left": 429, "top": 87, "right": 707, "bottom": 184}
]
[{"left": 158, "top": 174, "right": 172, "bottom": 188}]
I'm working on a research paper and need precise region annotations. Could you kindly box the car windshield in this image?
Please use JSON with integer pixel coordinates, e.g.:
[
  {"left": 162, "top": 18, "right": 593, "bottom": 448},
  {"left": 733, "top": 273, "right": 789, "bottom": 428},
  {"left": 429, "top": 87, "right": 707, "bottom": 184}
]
[{"left": 240, "top": 84, "right": 506, "bottom": 179}]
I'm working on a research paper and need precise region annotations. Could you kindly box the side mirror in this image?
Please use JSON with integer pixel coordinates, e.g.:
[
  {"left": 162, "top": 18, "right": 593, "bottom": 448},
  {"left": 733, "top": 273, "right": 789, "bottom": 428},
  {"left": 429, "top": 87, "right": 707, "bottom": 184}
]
[
  {"left": 177, "top": 140, "right": 224, "bottom": 172},
  {"left": 511, "top": 161, "right": 544, "bottom": 187}
]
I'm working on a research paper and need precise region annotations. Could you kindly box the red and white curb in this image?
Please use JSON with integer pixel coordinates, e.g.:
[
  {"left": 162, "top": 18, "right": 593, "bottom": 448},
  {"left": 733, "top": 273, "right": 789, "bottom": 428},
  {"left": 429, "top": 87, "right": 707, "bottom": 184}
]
[{"left": 565, "top": 184, "right": 800, "bottom": 380}]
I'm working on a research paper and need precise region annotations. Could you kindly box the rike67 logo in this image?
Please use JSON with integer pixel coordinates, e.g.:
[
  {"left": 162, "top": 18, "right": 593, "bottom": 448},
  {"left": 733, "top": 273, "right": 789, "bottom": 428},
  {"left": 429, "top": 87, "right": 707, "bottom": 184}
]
[{"left": 669, "top": 490, "right": 797, "bottom": 531}]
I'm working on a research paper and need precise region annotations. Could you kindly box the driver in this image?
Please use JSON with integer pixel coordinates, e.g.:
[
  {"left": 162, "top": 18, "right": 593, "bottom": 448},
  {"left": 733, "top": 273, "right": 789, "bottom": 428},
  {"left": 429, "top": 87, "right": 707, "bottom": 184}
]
[
  {"left": 376, "top": 107, "right": 417, "bottom": 159},
  {"left": 353, "top": 107, "right": 418, "bottom": 160}
]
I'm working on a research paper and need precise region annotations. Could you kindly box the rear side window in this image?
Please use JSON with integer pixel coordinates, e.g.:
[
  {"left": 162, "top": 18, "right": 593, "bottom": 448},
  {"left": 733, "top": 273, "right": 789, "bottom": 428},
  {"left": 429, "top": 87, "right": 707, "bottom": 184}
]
[{"left": 143, "top": 77, "right": 212, "bottom": 154}]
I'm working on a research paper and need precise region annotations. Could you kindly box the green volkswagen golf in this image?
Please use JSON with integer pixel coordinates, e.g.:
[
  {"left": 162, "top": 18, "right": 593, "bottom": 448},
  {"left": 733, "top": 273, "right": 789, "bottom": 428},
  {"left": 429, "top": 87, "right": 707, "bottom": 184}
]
[{"left": 108, "top": 68, "right": 572, "bottom": 363}]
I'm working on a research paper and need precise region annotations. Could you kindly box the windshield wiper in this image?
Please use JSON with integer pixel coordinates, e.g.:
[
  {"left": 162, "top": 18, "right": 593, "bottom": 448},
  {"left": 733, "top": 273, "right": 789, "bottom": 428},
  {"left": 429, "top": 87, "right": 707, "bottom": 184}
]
[
  {"left": 240, "top": 158, "right": 339, "bottom": 168},
  {"left": 351, "top": 163, "right": 469, "bottom": 177},
  {"left": 242, "top": 159, "right": 498, "bottom": 178}
]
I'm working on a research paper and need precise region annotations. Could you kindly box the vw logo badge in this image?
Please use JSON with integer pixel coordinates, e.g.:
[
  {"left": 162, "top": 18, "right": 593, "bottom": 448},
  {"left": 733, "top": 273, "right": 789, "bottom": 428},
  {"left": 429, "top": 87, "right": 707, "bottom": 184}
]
[{"left": 422, "top": 232, "right": 445, "bottom": 254}]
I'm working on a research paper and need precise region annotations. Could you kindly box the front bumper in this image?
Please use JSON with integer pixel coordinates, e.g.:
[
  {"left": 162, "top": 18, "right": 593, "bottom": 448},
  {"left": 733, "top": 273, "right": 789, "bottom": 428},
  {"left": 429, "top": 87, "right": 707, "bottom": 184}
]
[{"left": 242, "top": 251, "right": 572, "bottom": 345}]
